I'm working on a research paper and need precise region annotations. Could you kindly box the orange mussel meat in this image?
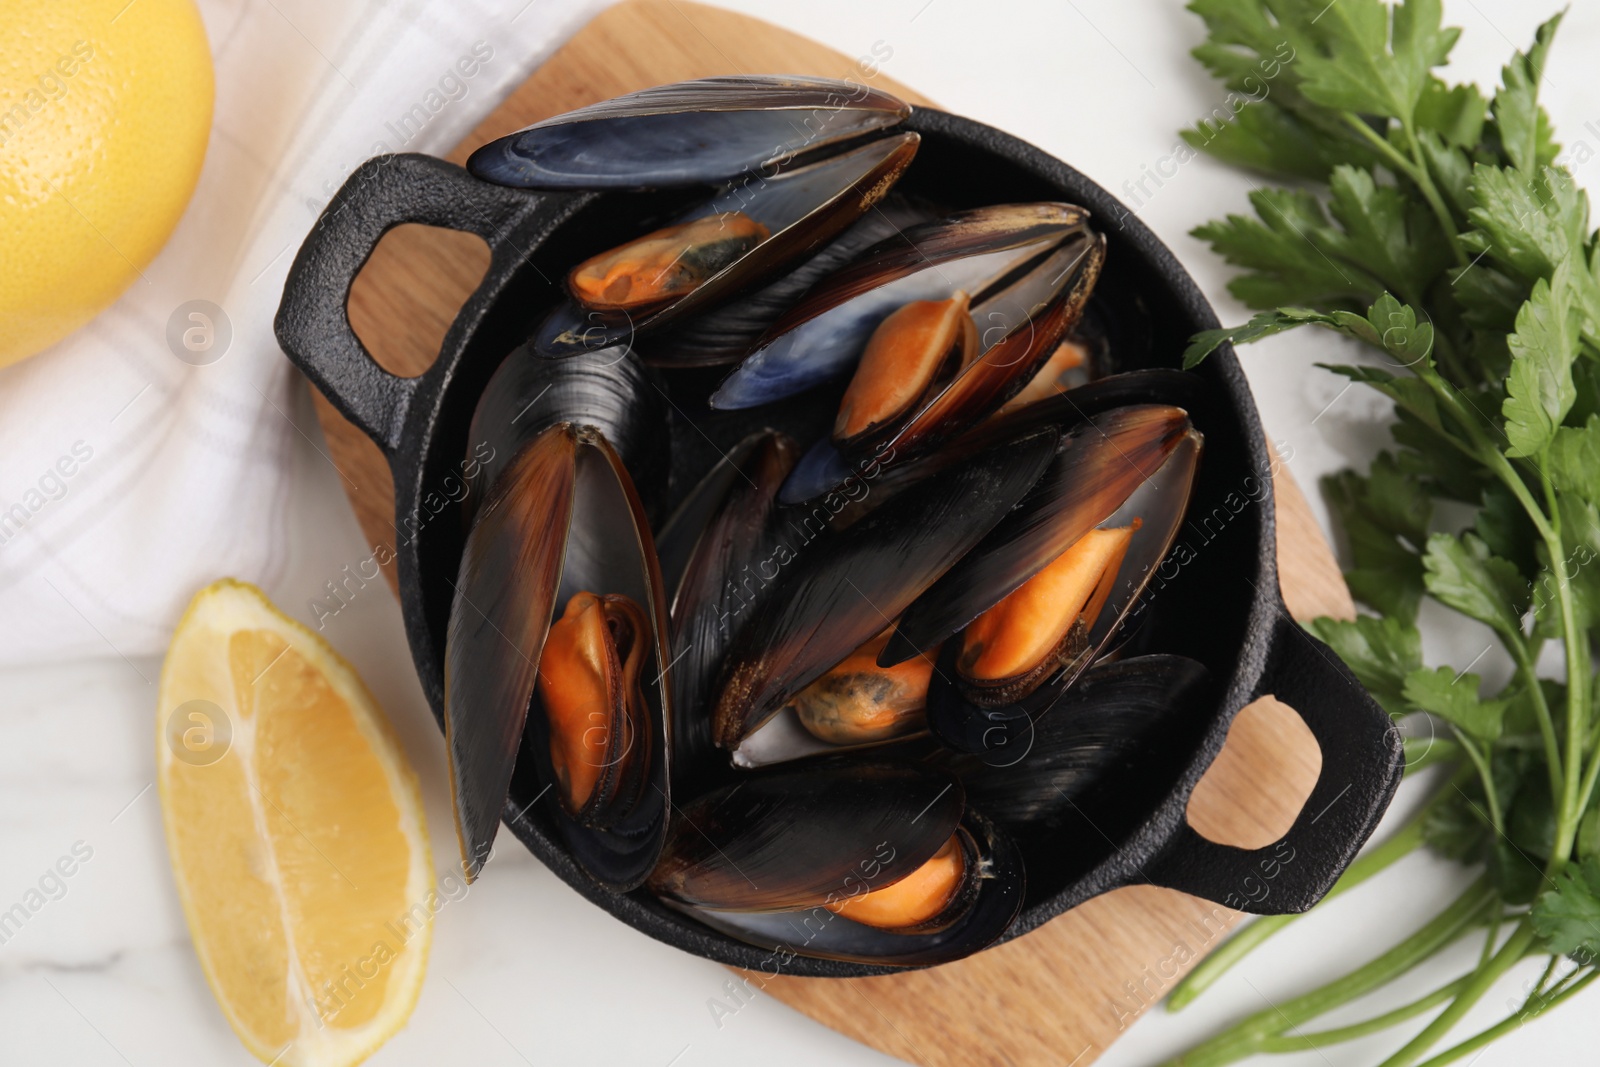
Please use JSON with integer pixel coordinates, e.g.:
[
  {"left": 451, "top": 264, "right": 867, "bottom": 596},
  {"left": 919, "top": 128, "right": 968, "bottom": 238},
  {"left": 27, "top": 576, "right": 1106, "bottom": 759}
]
[
  {"left": 569, "top": 211, "right": 770, "bottom": 312},
  {"left": 536, "top": 590, "right": 652, "bottom": 816}
]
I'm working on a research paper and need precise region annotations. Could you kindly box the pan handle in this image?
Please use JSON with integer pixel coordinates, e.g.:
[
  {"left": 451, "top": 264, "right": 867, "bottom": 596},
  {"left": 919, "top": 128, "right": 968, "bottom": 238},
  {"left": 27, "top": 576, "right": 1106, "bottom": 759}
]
[
  {"left": 1142, "top": 610, "right": 1404, "bottom": 915},
  {"left": 273, "top": 152, "right": 550, "bottom": 455}
]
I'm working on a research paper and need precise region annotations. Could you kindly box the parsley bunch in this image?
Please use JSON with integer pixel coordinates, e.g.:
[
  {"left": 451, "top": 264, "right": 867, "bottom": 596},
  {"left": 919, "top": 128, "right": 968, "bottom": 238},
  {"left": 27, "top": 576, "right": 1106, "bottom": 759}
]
[{"left": 1165, "top": 2, "right": 1600, "bottom": 1064}]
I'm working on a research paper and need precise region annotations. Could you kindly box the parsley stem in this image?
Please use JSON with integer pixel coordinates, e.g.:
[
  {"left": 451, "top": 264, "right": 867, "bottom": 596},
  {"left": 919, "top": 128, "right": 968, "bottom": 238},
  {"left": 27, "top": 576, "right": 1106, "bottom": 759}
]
[
  {"left": 1160, "top": 879, "right": 1495, "bottom": 1067},
  {"left": 1375, "top": 921, "right": 1540, "bottom": 1067},
  {"left": 1534, "top": 459, "right": 1589, "bottom": 864},
  {"left": 1546, "top": 962, "right": 1594, "bottom": 998},
  {"left": 1341, "top": 113, "right": 1420, "bottom": 181},
  {"left": 1256, "top": 973, "right": 1471, "bottom": 1052},
  {"left": 1455, "top": 736, "right": 1503, "bottom": 833},
  {"left": 1531, "top": 954, "right": 1563, "bottom": 997},
  {"left": 1400, "top": 122, "right": 1471, "bottom": 269},
  {"left": 1415, "top": 367, "right": 1588, "bottom": 863},
  {"left": 1502, "top": 627, "right": 1565, "bottom": 812},
  {"left": 1574, "top": 742, "right": 1600, "bottom": 839},
  {"left": 1407, "top": 967, "right": 1599, "bottom": 1067},
  {"left": 1476, "top": 900, "right": 1504, "bottom": 969}
]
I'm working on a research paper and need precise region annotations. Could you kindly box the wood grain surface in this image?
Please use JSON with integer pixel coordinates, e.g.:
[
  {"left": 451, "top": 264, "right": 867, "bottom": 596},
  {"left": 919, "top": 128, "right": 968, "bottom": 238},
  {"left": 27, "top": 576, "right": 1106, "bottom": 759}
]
[{"left": 305, "top": 3, "right": 1359, "bottom": 1064}]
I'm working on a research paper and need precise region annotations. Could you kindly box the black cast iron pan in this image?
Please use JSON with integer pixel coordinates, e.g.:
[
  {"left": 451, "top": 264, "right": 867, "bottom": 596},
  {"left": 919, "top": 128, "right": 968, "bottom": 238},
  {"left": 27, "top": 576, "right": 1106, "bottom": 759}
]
[{"left": 274, "top": 107, "right": 1404, "bottom": 977}]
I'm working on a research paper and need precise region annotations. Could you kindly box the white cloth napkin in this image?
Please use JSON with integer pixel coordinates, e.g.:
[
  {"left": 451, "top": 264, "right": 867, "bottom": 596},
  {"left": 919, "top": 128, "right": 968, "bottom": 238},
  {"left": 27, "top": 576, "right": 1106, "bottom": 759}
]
[{"left": 0, "top": 0, "right": 614, "bottom": 666}]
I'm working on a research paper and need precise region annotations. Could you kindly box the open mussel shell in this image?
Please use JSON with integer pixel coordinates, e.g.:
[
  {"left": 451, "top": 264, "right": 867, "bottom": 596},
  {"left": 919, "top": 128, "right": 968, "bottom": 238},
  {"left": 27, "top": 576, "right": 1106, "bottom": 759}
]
[
  {"left": 534, "top": 133, "right": 920, "bottom": 358},
  {"left": 865, "top": 229, "right": 1106, "bottom": 464},
  {"left": 782, "top": 368, "right": 1206, "bottom": 528},
  {"left": 884, "top": 405, "right": 1195, "bottom": 666},
  {"left": 445, "top": 425, "right": 573, "bottom": 879},
  {"left": 711, "top": 427, "right": 1059, "bottom": 759},
  {"left": 709, "top": 203, "right": 1089, "bottom": 409},
  {"left": 468, "top": 76, "right": 911, "bottom": 190},
  {"left": 660, "top": 430, "right": 799, "bottom": 795},
  {"left": 679, "top": 808, "right": 1024, "bottom": 966},
  {"left": 930, "top": 655, "right": 1212, "bottom": 842},
  {"left": 649, "top": 761, "right": 962, "bottom": 912},
  {"left": 818, "top": 369, "right": 1211, "bottom": 520},
  {"left": 463, "top": 344, "right": 669, "bottom": 529},
  {"left": 640, "top": 196, "right": 937, "bottom": 367},
  {"left": 1082, "top": 429, "right": 1203, "bottom": 652},
  {"left": 774, "top": 228, "right": 1106, "bottom": 505},
  {"left": 445, "top": 422, "right": 672, "bottom": 889},
  {"left": 922, "top": 431, "right": 1203, "bottom": 755}
]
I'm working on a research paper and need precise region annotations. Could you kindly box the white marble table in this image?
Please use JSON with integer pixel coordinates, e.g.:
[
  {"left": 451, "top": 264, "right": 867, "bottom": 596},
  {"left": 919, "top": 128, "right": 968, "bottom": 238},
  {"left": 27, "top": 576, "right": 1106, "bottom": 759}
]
[{"left": 5, "top": 0, "right": 1599, "bottom": 1063}]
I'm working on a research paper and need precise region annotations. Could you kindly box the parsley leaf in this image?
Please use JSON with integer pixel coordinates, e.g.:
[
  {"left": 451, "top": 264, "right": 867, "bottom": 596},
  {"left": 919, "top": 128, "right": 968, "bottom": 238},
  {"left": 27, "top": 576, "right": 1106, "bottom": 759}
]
[
  {"left": 1451, "top": 258, "right": 1530, "bottom": 335},
  {"left": 1403, "top": 665, "right": 1507, "bottom": 741},
  {"left": 1424, "top": 789, "right": 1490, "bottom": 862},
  {"left": 1488, "top": 12, "right": 1563, "bottom": 174},
  {"left": 1187, "top": 0, "right": 1303, "bottom": 92},
  {"left": 1324, "top": 165, "right": 1455, "bottom": 303},
  {"left": 1184, "top": 104, "right": 1340, "bottom": 181},
  {"left": 1464, "top": 166, "right": 1589, "bottom": 287},
  {"left": 1415, "top": 77, "right": 1487, "bottom": 148},
  {"left": 1475, "top": 481, "right": 1540, "bottom": 579},
  {"left": 1292, "top": 0, "right": 1457, "bottom": 121},
  {"left": 1502, "top": 274, "right": 1579, "bottom": 457},
  {"left": 1192, "top": 189, "right": 1381, "bottom": 311},
  {"left": 1308, "top": 613, "right": 1422, "bottom": 718},
  {"left": 1531, "top": 856, "right": 1600, "bottom": 964},
  {"left": 1325, "top": 453, "right": 1432, "bottom": 621},
  {"left": 1548, "top": 415, "right": 1600, "bottom": 505},
  {"left": 1421, "top": 531, "right": 1529, "bottom": 637},
  {"left": 1184, "top": 293, "right": 1434, "bottom": 368}
]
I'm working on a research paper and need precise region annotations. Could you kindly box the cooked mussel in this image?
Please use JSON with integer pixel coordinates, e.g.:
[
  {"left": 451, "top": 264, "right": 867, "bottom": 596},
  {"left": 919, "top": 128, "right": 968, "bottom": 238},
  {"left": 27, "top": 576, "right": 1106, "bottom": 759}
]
[
  {"left": 776, "top": 225, "right": 1106, "bottom": 503},
  {"left": 685, "top": 810, "right": 1021, "bottom": 965},
  {"left": 642, "top": 197, "right": 936, "bottom": 366},
  {"left": 710, "top": 203, "right": 1091, "bottom": 411},
  {"left": 841, "top": 228, "right": 1104, "bottom": 460},
  {"left": 534, "top": 133, "right": 919, "bottom": 357},
  {"left": 536, "top": 591, "right": 653, "bottom": 827},
  {"left": 887, "top": 405, "right": 1194, "bottom": 668},
  {"left": 650, "top": 762, "right": 960, "bottom": 911},
  {"left": 913, "top": 419, "right": 1204, "bottom": 755},
  {"left": 468, "top": 75, "right": 911, "bottom": 190},
  {"left": 832, "top": 292, "right": 979, "bottom": 454},
  {"left": 648, "top": 761, "right": 1023, "bottom": 964},
  {"left": 955, "top": 520, "right": 1139, "bottom": 707},
  {"left": 788, "top": 628, "right": 934, "bottom": 746},
  {"left": 445, "top": 420, "right": 672, "bottom": 888},
  {"left": 569, "top": 212, "right": 770, "bottom": 313},
  {"left": 711, "top": 427, "right": 1059, "bottom": 765}
]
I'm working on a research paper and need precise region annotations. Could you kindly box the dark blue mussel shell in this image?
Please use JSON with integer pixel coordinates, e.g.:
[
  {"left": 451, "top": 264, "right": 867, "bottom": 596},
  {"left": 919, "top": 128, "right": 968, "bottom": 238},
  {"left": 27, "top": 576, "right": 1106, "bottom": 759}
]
[{"left": 468, "top": 75, "right": 911, "bottom": 190}]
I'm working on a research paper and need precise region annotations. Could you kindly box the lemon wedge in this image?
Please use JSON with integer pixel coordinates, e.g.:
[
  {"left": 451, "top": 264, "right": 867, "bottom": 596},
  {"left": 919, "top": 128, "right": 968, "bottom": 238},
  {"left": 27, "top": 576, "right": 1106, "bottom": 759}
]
[{"left": 158, "top": 580, "right": 431, "bottom": 1066}]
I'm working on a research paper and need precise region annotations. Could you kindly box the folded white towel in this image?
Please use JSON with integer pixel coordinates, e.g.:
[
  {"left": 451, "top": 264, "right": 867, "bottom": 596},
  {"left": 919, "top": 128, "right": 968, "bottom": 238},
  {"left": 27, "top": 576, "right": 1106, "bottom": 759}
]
[{"left": 0, "top": 0, "right": 613, "bottom": 665}]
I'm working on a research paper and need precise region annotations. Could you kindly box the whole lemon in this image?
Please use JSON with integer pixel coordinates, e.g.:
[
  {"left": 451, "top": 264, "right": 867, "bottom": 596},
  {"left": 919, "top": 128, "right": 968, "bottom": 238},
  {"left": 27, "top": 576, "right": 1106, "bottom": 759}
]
[{"left": 0, "top": 0, "right": 213, "bottom": 367}]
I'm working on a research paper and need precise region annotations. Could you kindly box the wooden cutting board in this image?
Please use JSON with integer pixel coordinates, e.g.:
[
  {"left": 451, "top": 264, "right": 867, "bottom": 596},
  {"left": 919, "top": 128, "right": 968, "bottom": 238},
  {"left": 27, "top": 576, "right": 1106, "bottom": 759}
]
[{"left": 309, "top": 3, "right": 1358, "bottom": 1064}]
